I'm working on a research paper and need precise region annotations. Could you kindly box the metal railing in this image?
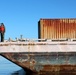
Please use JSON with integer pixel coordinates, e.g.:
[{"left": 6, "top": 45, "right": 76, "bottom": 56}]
[{"left": 4, "top": 38, "right": 76, "bottom": 42}]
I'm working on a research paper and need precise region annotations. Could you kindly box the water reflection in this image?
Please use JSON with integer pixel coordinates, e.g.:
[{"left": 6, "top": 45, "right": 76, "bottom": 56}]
[
  {"left": 0, "top": 56, "right": 25, "bottom": 75},
  {"left": 11, "top": 69, "right": 26, "bottom": 75}
]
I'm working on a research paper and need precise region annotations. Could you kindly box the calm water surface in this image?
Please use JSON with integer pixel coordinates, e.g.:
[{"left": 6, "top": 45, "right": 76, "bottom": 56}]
[{"left": 0, "top": 56, "right": 25, "bottom": 75}]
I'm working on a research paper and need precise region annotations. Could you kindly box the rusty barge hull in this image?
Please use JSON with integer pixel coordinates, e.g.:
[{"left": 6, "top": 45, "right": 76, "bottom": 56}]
[
  {"left": 1, "top": 52, "right": 76, "bottom": 75},
  {"left": 0, "top": 41, "right": 76, "bottom": 74}
]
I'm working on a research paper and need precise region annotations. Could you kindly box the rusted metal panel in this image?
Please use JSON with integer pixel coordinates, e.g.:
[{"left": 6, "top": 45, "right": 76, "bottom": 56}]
[{"left": 38, "top": 19, "right": 76, "bottom": 39}]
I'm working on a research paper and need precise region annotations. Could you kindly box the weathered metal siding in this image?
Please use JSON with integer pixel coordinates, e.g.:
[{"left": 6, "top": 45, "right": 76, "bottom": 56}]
[{"left": 38, "top": 19, "right": 76, "bottom": 39}]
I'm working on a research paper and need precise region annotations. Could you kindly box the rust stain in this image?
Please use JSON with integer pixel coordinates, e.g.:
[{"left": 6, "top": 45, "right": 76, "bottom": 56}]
[
  {"left": 39, "top": 65, "right": 76, "bottom": 75},
  {"left": 38, "top": 19, "right": 76, "bottom": 39}
]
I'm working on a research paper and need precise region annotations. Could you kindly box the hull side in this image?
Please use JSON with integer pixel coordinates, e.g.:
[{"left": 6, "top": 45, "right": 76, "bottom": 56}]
[{"left": 1, "top": 52, "right": 76, "bottom": 75}]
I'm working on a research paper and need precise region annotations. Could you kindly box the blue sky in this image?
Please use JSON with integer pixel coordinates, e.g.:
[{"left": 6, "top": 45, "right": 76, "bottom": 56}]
[{"left": 0, "top": 0, "right": 76, "bottom": 40}]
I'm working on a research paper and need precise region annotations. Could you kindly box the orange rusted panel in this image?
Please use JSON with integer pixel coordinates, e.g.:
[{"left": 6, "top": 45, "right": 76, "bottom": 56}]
[{"left": 38, "top": 18, "right": 76, "bottom": 39}]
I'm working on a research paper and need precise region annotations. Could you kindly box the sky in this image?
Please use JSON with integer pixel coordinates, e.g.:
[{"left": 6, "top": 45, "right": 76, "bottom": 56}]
[{"left": 0, "top": 0, "right": 76, "bottom": 40}]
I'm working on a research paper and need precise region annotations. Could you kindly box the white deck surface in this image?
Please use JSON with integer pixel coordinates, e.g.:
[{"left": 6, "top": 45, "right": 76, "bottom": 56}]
[{"left": 0, "top": 41, "right": 76, "bottom": 52}]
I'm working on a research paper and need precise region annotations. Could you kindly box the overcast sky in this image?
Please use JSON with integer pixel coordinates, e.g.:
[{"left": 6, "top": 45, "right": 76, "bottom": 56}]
[{"left": 0, "top": 0, "right": 76, "bottom": 40}]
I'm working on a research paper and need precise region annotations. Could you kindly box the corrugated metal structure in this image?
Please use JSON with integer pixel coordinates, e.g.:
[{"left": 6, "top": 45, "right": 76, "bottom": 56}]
[{"left": 38, "top": 19, "right": 76, "bottom": 39}]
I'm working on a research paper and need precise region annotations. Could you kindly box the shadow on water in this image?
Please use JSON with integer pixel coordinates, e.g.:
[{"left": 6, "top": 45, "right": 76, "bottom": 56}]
[
  {"left": 11, "top": 70, "right": 76, "bottom": 75},
  {"left": 11, "top": 69, "right": 26, "bottom": 75}
]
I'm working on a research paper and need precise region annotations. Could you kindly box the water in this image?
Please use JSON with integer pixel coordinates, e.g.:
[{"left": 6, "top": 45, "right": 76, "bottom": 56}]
[{"left": 0, "top": 56, "right": 25, "bottom": 75}]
